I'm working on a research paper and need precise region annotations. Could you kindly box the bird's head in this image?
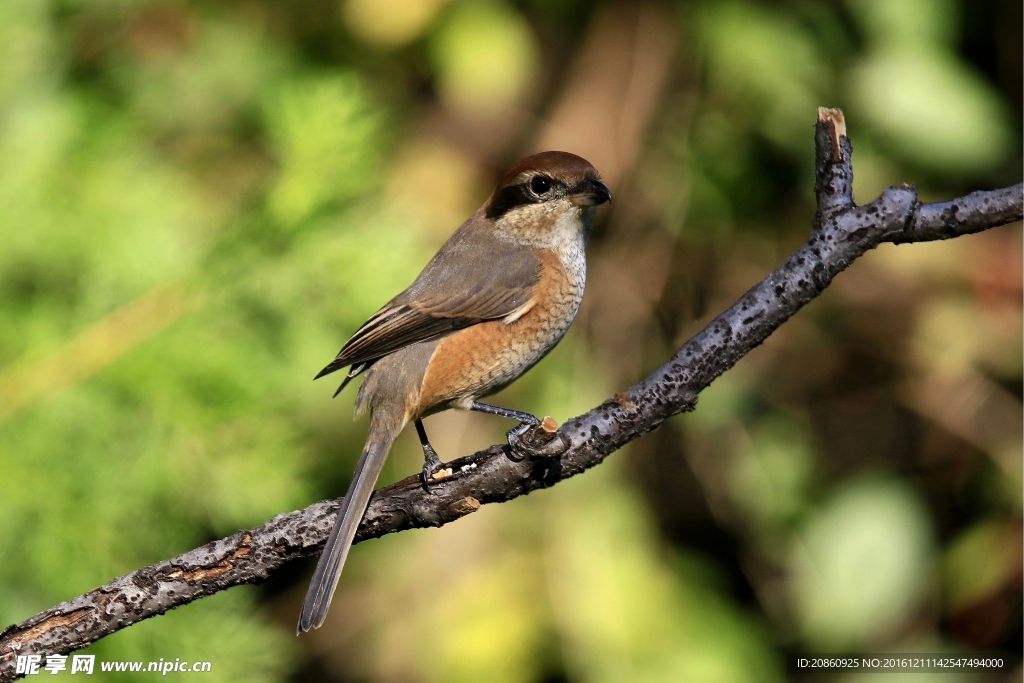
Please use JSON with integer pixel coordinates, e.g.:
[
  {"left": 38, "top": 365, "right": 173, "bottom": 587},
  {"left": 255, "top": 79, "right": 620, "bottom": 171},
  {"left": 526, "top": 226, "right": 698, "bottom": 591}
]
[{"left": 484, "top": 151, "right": 611, "bottom": 247}]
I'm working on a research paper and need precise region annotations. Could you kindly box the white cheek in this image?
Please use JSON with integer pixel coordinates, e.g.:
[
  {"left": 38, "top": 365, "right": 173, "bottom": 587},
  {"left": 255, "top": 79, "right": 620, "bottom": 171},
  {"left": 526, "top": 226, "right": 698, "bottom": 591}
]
[{"left": 494, "top": 200, "right": 592, "bottom": 251}]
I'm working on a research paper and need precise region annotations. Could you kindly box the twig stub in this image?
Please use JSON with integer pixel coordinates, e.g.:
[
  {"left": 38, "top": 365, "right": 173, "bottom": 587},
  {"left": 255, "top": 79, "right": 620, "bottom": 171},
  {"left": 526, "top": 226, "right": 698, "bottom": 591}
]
[{"left": 817, "top": 107, "right": 846, "bottom": 162}]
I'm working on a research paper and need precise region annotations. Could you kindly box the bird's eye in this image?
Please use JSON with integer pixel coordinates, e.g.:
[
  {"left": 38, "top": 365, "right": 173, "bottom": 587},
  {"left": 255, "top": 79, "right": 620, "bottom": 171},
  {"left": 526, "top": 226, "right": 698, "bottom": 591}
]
[{"left": 530, "top": 175, "right": 552, "bottom": 195}]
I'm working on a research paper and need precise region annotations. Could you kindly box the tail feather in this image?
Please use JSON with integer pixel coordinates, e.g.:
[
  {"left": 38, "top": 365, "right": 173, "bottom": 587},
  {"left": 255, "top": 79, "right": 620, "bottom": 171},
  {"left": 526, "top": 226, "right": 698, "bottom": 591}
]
[{"left": 297, "top": 420, "right": 398, "bottom": 633}]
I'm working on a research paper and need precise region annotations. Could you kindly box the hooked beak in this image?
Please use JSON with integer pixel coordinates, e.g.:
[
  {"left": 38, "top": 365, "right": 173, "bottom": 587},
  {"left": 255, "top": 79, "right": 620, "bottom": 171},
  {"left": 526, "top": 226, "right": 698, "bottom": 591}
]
[{"left": 569, "top": 178, "right": 612, "bottom": 207}]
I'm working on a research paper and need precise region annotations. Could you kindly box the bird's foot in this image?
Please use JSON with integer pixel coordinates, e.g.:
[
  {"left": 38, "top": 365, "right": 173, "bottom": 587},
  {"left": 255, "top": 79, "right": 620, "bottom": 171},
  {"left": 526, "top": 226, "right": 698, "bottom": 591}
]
[
  {"left": 421, "top": 445, "right": 453, "bottom": 486},
  {"left": 507, "top": 416, "right": 567, "bottom": 459}
]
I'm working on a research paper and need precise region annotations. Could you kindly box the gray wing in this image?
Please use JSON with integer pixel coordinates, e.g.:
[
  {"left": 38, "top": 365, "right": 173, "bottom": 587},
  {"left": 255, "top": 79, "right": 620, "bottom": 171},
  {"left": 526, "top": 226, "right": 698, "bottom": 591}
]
[{"left": 316, "top": 218, "right": 538, "bottom": 387}]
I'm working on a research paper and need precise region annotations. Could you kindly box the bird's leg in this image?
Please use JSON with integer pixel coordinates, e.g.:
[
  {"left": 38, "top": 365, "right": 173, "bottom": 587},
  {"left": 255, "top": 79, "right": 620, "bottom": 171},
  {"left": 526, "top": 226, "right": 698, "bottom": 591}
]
[
  {"left": 415, "top": 420, "right": 448, "bottom": 485},
  {"left": 469, "top": 402, "right": 565, "bottom": 458}
]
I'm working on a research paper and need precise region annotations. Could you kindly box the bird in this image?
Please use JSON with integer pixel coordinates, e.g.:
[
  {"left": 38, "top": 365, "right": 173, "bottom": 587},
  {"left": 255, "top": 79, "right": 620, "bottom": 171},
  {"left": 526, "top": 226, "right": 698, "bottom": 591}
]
[{"left": 297, "top": 150, "right": 611, "bottom": 633}]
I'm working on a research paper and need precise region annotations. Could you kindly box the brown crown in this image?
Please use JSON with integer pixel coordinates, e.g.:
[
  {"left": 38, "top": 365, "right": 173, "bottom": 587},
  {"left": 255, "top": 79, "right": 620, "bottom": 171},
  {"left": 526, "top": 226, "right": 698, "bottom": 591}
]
[{"left": 495, "top": 151, "right": 600, "bottom": 189}]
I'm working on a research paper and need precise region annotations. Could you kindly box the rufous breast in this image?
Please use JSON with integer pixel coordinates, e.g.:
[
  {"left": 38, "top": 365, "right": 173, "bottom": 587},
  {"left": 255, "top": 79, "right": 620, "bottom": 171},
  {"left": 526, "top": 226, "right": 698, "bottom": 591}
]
[{"left": 414, "top": 245, "right": 585, "bottom": 415}]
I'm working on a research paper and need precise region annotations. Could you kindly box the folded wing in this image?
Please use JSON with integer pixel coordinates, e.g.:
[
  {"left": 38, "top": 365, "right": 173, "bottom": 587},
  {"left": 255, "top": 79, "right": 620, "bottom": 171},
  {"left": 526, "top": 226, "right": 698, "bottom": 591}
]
[{"left": 316, "top": 222, "right": 539, "bottom": 391}]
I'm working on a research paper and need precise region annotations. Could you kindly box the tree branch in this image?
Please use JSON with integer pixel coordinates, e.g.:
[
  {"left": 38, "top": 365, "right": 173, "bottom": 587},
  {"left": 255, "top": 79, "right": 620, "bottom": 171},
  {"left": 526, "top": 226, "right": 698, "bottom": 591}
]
[{"left": 1, "top": 109, "right": 1021, "bottom": 681}]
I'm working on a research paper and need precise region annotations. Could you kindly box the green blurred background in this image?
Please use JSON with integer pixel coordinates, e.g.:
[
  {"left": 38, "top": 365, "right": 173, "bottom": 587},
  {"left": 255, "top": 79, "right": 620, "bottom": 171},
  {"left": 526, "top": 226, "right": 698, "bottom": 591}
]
[{"left": 0, "top": 0, "right": 1020, "bottom": 681}]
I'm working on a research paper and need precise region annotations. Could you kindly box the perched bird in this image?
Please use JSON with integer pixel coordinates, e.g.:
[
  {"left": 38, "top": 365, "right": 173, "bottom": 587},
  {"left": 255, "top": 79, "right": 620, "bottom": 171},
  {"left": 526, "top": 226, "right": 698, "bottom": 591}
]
[{"left": 297, "top": 151, "right": 611, "bottom": 632}]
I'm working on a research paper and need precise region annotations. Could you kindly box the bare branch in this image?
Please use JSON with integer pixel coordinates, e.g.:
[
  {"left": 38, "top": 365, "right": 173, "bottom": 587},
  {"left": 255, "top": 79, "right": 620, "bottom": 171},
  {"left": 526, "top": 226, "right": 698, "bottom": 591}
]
[
  {"left": 896, "top": 183, "right": 1024, "bottom": 243},
  {"left": 1, "top": 110, "right": 1020, "bottom": 681}
]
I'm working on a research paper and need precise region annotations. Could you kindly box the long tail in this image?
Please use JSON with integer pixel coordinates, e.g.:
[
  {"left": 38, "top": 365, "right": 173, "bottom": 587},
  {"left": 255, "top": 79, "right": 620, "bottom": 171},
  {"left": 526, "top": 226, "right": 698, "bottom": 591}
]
[{"left": 297, "top": 413, "right": 401, "bottom": 633}]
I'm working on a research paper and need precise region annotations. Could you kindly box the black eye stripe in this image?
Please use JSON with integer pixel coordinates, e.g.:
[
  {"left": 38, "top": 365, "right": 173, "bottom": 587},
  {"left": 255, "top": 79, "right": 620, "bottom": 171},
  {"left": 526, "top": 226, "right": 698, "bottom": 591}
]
[
  {"left": 485, "top": 184, "right": 532, "bottom": 219},
  {"left": 486, "top": 177, "right": 568, "bottom": 219}
]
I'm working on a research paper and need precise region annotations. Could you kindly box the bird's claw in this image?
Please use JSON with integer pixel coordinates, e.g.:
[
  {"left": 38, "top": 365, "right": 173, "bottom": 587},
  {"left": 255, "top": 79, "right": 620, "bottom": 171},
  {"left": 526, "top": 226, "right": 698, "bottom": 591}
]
[
  {"left": 421, "top": 446, "right": 451, "bottom": 487},
  {"left": 506, "top": 416, "right": 567, "bottom": 459}
]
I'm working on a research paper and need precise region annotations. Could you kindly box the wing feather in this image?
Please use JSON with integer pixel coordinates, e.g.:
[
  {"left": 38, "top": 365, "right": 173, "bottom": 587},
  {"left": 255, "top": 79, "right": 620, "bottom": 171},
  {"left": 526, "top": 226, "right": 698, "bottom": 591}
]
[{"left": 316, "top": 220, "right": 538, "bottom": 385}]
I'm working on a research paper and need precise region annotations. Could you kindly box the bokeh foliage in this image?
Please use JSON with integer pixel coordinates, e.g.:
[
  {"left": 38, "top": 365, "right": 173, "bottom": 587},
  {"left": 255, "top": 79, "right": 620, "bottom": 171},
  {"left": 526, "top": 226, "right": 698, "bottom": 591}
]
[{"left": 0, "top": 0, "right": 1020, "bottom": 681}]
